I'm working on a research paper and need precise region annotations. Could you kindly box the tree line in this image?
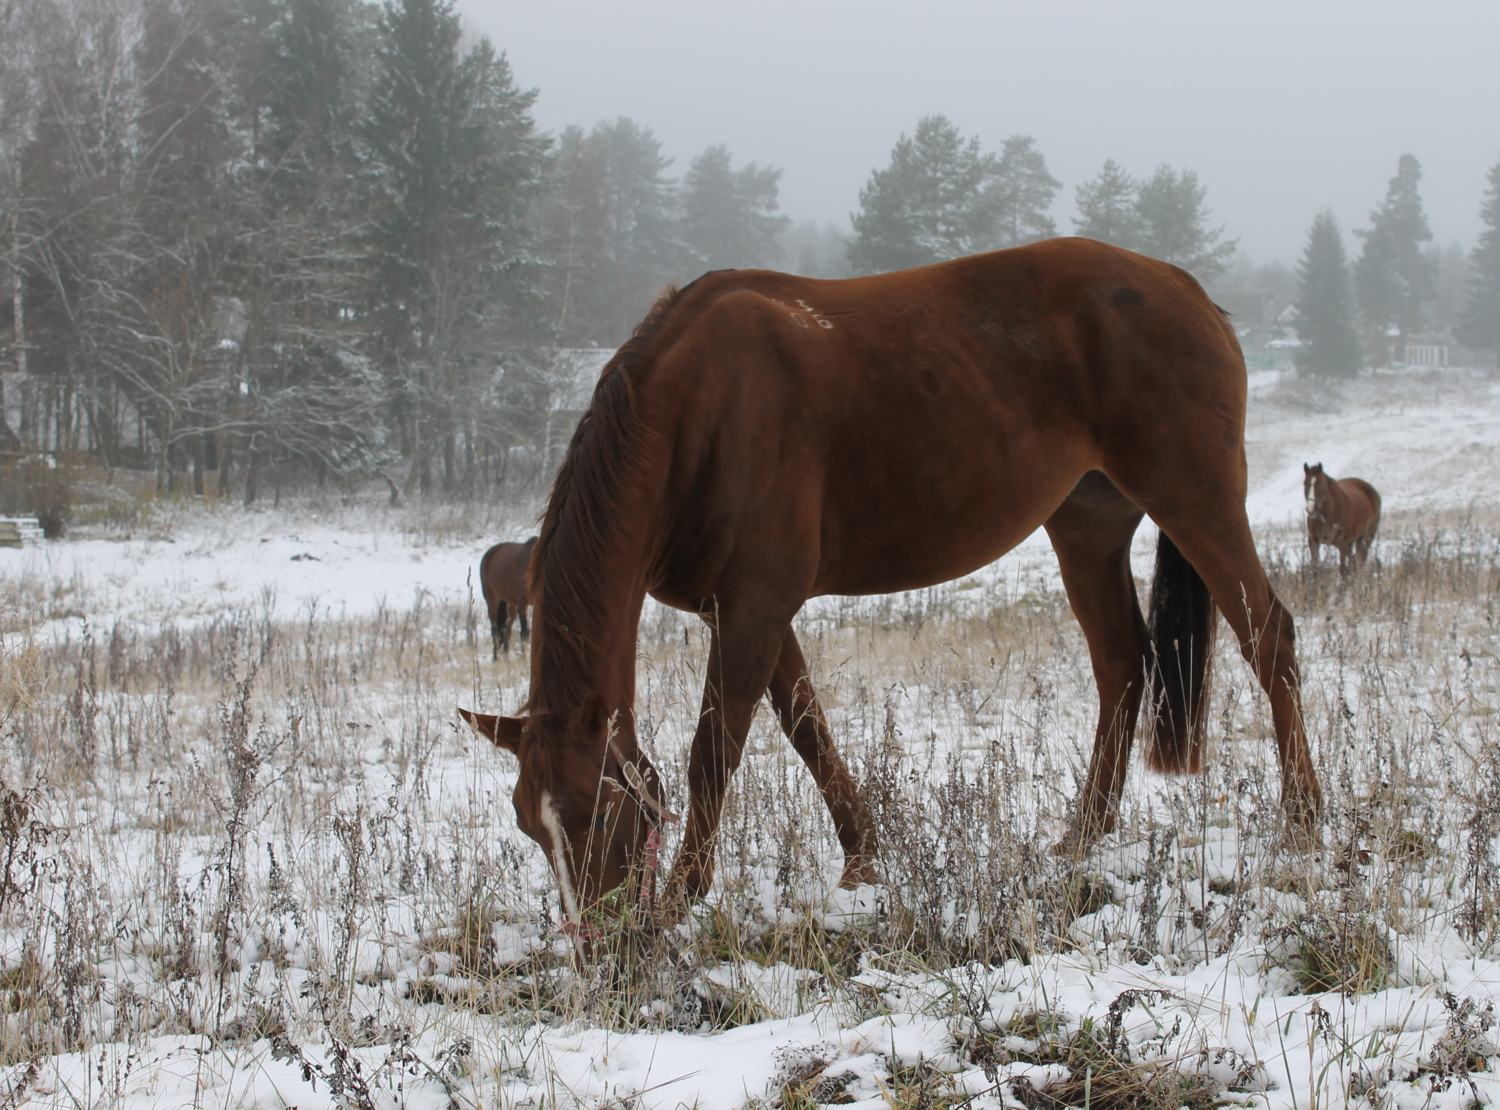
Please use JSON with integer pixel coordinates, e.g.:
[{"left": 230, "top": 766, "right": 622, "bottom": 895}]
[
  {"left": 1292, "top": 153, "right": 1500, "bottom": 377},
  {"left": 0, "top": 0, "right": 791, "bottom": 500},
  {"left": 2, "top": 0, "right": 1497, "bottom": 504},
  {"left": 847, "top": 116, "right": 1238, "bottom": 282}
]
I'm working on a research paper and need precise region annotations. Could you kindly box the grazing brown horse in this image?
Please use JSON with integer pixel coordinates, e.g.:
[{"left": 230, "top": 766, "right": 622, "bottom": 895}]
[
  {"left": 460, "top": 238, "right": 1323, "bottom": 946},
  {"left": 1303, "top": 463, "right": 1380, "bottom": 575},
  {"left": 479, "top": 538, "right": 537, "bottom": 658}
]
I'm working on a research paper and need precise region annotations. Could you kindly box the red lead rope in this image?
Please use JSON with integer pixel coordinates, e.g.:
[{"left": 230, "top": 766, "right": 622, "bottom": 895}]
[{"left": 559, "top": 811, "right": 679, "bottom": 942}]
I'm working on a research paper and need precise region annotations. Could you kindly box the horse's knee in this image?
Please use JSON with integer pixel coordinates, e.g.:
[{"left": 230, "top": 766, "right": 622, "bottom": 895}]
[
  {"left": 1243, "top": 596, "right": 1297, "bottom": 678},
  {"left": 689, "top": 738, "right": 745, "bottom": 798}
]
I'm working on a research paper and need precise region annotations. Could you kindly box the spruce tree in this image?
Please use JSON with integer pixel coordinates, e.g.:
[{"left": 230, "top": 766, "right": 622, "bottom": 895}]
[
  {"left": 1073, "top": 159, "right": 1145, "bottom": 251},
  {"left": 1293, "top": 210, "right": 1361, "bottom": 378},
  {"left": 680, "top": 144, "right": 790, "bottom": 271},
  {"left": 988, "top": 135, "right": 1060, "bottom": 248},
  {"left": 1134, "top": 165, "right": 1236, "bottom": 280},
  {"left": 221, "top": 0, "right": 397, "bottom": 499},
  {"left": 536, "top": 118, "right": 686, "bottom": 346},
  {"left": 1355, "top": 153, "right": 1435, "bottom": 358},
  {"left": 847, "top": 115, "right": 997, "bottom": 274},
  {"left": 1457, "top": 155, "right": 1500, "bottom": 358},
  {"left": 364, "top": 0, "right": 548, "bottom": 491}
]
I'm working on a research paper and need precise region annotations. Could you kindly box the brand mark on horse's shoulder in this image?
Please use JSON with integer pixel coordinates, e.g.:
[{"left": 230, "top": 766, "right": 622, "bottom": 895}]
[{"left": 790, "top": 298, "right": 834, "bottom": 330}]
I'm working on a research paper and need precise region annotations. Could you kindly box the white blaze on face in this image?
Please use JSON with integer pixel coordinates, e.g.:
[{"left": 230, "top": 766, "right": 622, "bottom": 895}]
[
  {"left": 538, "top": 791, "right": 581, "bottom": 924},
  {"left": 1306, "top": 495, "right": 1318, "bottom": 515}
]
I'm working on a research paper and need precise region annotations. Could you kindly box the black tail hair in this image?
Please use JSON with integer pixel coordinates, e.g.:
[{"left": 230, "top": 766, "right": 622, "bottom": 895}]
[{"left": 1146, "top": 532, "right": 1216, "bottom": 773}]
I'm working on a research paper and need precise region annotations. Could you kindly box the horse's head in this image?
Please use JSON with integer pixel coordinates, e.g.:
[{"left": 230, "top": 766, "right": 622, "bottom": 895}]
[
  {"left": 458, "top": 699, "right": 675, "bottom": 950},
  {"left": 1303, "top": 462, "right": 1329, "bottom": 518}
]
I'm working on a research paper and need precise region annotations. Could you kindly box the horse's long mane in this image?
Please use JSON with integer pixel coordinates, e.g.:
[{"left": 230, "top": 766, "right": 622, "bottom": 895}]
[{"left": 528, "top": 285, "right": 686, "bottom": 713}]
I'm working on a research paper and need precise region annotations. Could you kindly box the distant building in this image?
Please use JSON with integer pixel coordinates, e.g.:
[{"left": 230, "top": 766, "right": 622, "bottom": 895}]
[{"left": 544, "top": 347, "right": 614, "bottom": 470}]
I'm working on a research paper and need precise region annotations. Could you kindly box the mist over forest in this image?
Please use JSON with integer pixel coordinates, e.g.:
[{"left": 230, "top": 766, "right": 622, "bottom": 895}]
[{"left": 1, "top": 0, "right": 1498, "bottom": 519}]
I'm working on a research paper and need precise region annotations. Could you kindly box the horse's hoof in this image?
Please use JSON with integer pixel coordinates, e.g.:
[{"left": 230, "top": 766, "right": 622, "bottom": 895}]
[
  {"left": 837, "top": 860, "right": 878, "bottom": 890},
  {"left": 1051, "top": 823, "right": 1104, "bottom": 859},
  {"left": 1283, "top": 821, "right": 1321, "bottom": 852}
]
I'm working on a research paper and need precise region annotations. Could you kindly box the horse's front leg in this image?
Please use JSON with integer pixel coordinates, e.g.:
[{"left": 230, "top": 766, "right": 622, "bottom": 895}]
[
  {"left": 663, "top": 606, "right": 788, "bottom": 917},
  {"left": 767, "top": 628, "right": 876, "bottom": 887}
]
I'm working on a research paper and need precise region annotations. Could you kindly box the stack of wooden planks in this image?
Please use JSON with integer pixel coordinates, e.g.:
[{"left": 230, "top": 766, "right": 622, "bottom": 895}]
[{"left": 0, "top": 517, "right": 45, "bottom": 548}]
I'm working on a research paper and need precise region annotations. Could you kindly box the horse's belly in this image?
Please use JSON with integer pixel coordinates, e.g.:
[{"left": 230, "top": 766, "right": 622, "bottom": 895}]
[{"left": 813, "top": 464, "right": 1079, "bottom": 596}]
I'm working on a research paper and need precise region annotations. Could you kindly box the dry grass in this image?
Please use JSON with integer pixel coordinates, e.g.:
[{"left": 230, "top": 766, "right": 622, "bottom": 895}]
[{"left": 0, "top": 507, "right": 1496, "bottom": 1106}]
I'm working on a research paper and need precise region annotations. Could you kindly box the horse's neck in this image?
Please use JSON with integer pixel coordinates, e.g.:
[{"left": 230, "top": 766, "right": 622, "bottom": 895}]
[
  {"left": 1322, "top": 480, "right": 1348, "bottom": 515},
  {"left": 530, "top": 498, "right": 657, "bottom": 715}
]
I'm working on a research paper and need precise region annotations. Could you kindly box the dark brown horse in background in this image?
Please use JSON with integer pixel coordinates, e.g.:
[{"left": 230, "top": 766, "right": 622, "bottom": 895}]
[
  {"left": 479, "top": 537, "right": 537, "bottom": 658},
  {"left": 460, "top": 238, "right": 1323, "bottom": 946},
  {"left": 1304, "top": 463, "right": 1381, "bottom": 575}
]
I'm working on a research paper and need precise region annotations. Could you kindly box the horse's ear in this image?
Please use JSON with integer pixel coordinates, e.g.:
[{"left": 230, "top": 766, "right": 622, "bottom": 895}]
[
  {"left": 458, "top": 707, "right": 524, "bottom": 754},
  {"left": 1303, "top": 463, "right": 1311, "bottom": 474}
]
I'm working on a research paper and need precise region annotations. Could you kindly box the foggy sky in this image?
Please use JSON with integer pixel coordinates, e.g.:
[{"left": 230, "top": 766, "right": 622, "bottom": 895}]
[{"left": 455, "top": 0, "right": 1499, "bottom": 269}]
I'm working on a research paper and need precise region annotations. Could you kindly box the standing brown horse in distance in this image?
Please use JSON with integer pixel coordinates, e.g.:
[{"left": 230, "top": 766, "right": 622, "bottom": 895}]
[
  {"left": 460, "top": 238, "right": 1323, "bottom": 945},
  {"left": 479, "top": 537, "right": 537, "bottom": 658},
  {"left": 1304, "top": 463, "right": 1381, "bottom": 575}
]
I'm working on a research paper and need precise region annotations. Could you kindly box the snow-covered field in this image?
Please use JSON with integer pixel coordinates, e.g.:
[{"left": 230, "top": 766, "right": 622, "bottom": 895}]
[{"left": 0, "top": 365, "right": 1497, "bottom": 1110}]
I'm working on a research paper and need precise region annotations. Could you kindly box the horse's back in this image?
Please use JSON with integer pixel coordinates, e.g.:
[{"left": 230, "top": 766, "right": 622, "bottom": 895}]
[
  {"left": 663, "top": 241, "right": 1243, "bottom": 453},
  {"left": 1345, "top": 478, "right": 1381, "bottom": 512},
  {"left": 635, "top": 239, "right": 1247, "bottom": 597},
  {"left": 480, "top": 540, "right": 533, "bottom": 604},
  {"left": 1344, "top": 478, "right": 1382, "bottom": 537}
]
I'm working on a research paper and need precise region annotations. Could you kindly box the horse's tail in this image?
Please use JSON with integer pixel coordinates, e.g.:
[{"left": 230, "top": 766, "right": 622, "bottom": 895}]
[
  {"left": 1363, "top": 483, "right": 1382, "bottom": 540},
  {"left": 1145, "top": 531, "right": 1217, "bottom": 774}
]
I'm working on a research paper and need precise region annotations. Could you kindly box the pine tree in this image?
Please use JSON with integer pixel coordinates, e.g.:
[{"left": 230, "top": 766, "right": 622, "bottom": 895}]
[
  {"left": 364, "top": 0, "right": 548, "bottom": 492},
  {"left": 1073, "top": 159, "right": 1145, "bottom": 251},
  {"left": 1135, "top": 165, "right": 1237, "bottom": 280},
  {"left": 988, "top": 135, "right": 1059, "bottom": 248},
  {"left": 1292, "top": 210, "right": 1361, "bottom": 378},
  {"left": 1355, "top": 153, "right": 1435, "bottom": 359},
  {"left": 225, "top": 0, "right": 397, "bottom": 499},
  {"left": 1457, "top": 155, "right": 1500, "bottom": 357},
  {"left": 680, "top": 144, "right": 790, "bottom": 271},
  {"left": 537, "top": 118, "right": 687, "bottom": 346},
  {"left": 847, "top": 115, "right": 997, "bottom": 275},
  {"left": 250, "top": 0, "right": 363, "bottom": 207}
]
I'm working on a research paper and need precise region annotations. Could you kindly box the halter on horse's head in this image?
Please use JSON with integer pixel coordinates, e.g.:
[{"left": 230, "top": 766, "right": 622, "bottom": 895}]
[
  {"left": 1303, "top": 462, "right": 1330, "bottom": 520},
  {"left": 458, "top": 701, "right": 677, "bottom": 955}
]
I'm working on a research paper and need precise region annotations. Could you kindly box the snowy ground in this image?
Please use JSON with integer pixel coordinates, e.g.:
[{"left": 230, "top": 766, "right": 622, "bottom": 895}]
[{"left": 0, "top": 365, "right": 1497, "bottom": 1110}]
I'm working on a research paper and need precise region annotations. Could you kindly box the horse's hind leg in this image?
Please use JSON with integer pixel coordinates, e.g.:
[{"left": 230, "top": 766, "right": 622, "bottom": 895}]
[
  {"left": 1044, "top": 473, "right": 1151, "bottom": 856},
  {"left": 518, "top": 602, "right": 530, "bottom": 642},
  {"left": 1136, "top": 501, "right": 1322, "bottom": 841},
  {"left": 1356, "top": 519, "right": 1378, "bottom": 568},
  {"left": 768, "top": 629, "right": 877, "bottom": 887},
  {"left": 489, "top": 600, "right": 503, "bottom": 661},
  {"left": 497, "top": 601, "right": 511, "bottom": 655}
]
